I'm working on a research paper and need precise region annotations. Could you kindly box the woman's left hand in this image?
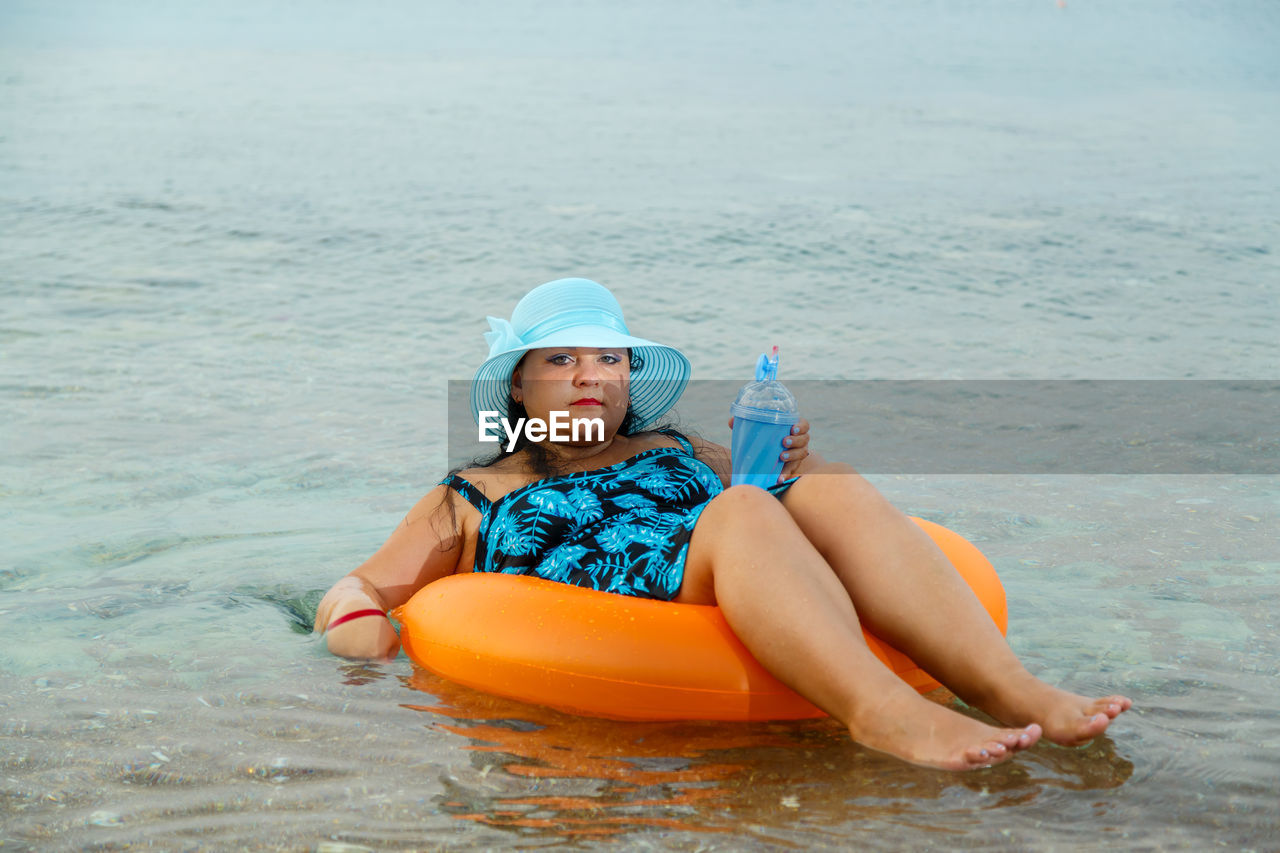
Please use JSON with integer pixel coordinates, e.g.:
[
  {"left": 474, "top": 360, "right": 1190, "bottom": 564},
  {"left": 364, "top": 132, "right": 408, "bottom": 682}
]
[{"left": 779, "top": 418, "right": 811, "bottom": 481}]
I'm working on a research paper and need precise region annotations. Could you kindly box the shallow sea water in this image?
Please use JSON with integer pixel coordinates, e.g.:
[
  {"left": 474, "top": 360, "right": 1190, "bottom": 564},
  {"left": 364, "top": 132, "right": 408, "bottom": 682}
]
[{"left": 2, "top": 1, "right": 1279, "bottom": 849}]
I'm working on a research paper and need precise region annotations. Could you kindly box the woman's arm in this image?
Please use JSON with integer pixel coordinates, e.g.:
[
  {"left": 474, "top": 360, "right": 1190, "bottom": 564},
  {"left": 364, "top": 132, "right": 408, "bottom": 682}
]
[{"left": 316, "top": 484, "right": 473, "bottom": 659}]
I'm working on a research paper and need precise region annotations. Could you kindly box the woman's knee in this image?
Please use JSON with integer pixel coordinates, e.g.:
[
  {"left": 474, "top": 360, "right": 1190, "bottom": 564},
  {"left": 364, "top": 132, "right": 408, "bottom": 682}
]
[
  {"left": 679, "top": 486, "right": 796, "bottom": 603},
  {"left": 701, "top": 485, "right": 792, "bottom": 535},
  {"left": 784, "top": 463, "right": 884, "bottom": 511},
  {"left": 722, "top": 482, "right": 789, "bottom": 509}
]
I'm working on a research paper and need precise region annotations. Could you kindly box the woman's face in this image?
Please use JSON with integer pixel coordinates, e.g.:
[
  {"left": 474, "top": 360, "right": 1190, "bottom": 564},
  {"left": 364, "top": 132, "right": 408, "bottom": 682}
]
[{"left": 511, "top": 347, "right": 631, "bottom": 444}]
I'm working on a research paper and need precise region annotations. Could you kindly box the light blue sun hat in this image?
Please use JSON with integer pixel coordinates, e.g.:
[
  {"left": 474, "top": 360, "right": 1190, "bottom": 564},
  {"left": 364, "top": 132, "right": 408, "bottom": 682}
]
[{"left": 470, "top": 278, "right": 691, "bottom": 429}]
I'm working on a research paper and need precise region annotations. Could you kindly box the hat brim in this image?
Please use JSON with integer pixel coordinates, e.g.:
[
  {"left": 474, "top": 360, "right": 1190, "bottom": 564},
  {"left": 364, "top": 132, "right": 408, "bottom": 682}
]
[{"left": 469, "top": 326, "right": 690, "bottom": 431}]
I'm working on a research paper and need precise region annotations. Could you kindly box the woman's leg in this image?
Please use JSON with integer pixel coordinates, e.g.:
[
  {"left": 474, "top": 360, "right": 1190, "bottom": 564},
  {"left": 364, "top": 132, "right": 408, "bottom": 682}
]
[
  {"left": 777, "top": 464, "right": 1131, "bottom": 745},
  {"left": 680, "top": 485, "right": 1041, "bottom": 771}
]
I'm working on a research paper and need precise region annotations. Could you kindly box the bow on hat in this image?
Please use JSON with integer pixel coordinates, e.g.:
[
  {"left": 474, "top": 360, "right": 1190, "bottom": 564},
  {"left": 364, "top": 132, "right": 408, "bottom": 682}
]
[{"left": 483, "top": 316, "right": 523, "bottom": 357}]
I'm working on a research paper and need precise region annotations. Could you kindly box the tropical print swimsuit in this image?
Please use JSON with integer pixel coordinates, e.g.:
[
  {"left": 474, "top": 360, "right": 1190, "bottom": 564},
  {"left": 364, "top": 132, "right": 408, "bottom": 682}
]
[{"left": 441, "top": 430, "right": 795, "bottom": 600}]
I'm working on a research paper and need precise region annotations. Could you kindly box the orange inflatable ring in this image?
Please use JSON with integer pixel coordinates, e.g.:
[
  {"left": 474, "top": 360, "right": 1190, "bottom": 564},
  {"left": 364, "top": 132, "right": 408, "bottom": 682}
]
[{"left": 395, "top": 517, "right": 1006, "bottom": 722}]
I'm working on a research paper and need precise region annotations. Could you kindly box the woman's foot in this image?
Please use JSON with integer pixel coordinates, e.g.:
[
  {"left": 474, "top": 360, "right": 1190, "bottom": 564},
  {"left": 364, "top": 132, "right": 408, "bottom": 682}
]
[
  {"left": 849, "top": 690, "right": 1042, "bottom": 771},
  {"left": 981, "top": 676, "right": 1132, "bottom": 746},
  {"left": 1037, "top": 691, "right": 1131, "bottom": 746}
]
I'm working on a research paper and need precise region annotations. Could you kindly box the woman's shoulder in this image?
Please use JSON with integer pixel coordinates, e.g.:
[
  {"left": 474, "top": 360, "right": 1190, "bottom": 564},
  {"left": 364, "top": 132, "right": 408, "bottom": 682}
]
[
  {"left": 447, "top": 459, "right": 531, "bottom": 504},
  {"left": 623, "top": 429, "right": 730, "bottom": 485}
]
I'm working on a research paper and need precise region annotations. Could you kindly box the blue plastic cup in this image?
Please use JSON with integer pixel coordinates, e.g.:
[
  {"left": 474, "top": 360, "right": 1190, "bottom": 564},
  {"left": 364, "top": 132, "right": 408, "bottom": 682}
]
[{"left": 730, "top": 405, "right": 798, "bottom": 488}]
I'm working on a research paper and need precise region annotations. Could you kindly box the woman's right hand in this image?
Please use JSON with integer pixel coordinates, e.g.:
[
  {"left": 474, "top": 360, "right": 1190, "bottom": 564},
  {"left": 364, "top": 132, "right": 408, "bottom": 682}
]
[
  {"left": 315, "top": 483, "right": 473, "bottom": 660},
  {"left": 316, "top": 575, "right": 401, "bottom": 660}
]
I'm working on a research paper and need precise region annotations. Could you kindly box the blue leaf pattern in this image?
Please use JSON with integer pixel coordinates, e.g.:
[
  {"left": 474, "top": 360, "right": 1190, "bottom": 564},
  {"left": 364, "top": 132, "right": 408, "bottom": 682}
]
[
  {"left": 539, "top": 543, "right": 590, "bottom": 583},
  {"left": 598, "top": 523, "right": 667, "bottom": 554},
  {"left": 489, "top": 511, "right": 537, "bottom": 557},
  {"left": 566, "top": 487, "right": 604, "bottom": 523},
  {"left": 610, "top": 492, "right": 656, "bottom": 511},
  {"left": 527, "top": 490, "right": 574, "bottom": 517}
]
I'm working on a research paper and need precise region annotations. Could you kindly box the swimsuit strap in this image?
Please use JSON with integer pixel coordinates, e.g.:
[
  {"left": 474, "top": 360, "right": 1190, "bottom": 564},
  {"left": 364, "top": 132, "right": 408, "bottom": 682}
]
[
  {"left": 439, "top": 473, "right": 493, "bottom": 515},
  {"left": 655, "top": 427, "right": 696, "bottom": 456}
]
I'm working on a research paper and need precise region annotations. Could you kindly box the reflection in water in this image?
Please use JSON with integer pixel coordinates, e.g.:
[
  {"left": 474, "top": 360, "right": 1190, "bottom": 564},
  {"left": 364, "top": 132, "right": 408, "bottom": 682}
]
[
  {"left": 403, "top": 670, "right": 1134, "bottom": 843},
  {"left": 338, "top": 662, "right": 391, "bottom": 686}
]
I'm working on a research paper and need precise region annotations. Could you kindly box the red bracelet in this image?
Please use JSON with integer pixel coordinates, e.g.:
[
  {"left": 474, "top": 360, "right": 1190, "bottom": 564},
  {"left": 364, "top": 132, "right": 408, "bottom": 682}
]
[{"left": 326, "top": 608, "right": 386, "bottom": 631}]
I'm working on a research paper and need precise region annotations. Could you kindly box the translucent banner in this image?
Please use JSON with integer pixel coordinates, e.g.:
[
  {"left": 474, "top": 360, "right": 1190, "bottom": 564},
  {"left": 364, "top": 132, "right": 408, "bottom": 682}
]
[{"left": 446, "top": 380, "right": 1279, "bottom": 475}]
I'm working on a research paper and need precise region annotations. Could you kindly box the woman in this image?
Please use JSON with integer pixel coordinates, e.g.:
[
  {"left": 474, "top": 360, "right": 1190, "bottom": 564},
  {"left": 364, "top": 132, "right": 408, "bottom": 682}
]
[{"left": 316, "top": 277, "right": 1131, "bottom": 771}]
